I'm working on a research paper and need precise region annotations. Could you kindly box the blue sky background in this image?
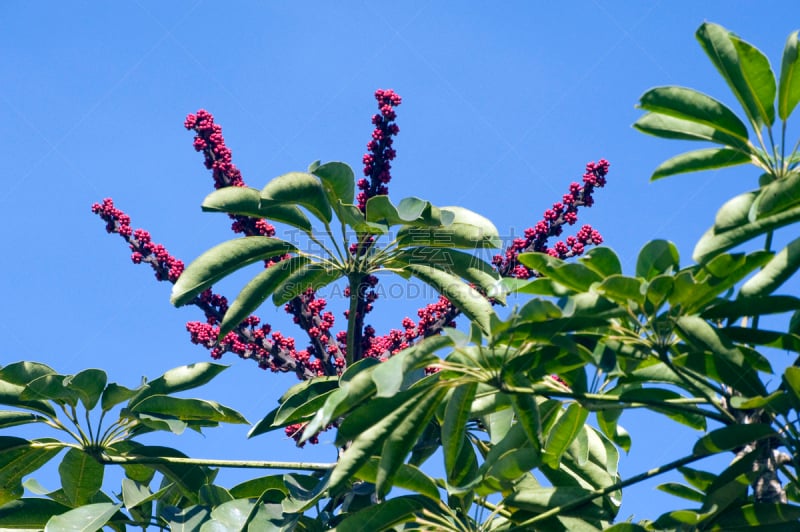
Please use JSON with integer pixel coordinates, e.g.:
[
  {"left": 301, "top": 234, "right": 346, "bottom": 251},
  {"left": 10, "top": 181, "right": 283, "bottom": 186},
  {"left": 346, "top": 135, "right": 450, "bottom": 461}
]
[{"left": 2, "top": 1, "right": 800, "bottom": 523}]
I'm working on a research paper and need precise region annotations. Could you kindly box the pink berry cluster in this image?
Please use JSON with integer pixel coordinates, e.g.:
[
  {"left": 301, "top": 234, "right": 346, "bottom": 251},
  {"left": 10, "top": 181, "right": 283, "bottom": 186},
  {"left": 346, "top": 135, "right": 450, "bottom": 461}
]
[
  {"left": 284, "top": 421, "right": 337, "bottom": 448},
  {"left": 493, "top": 160, "right": 610, "bottom": 278},
  {"left": 91, "top": 198, "right": 185, "bottom": 282},
  {"left": 357, "top": 89, "right": 402, "bottom": 210}
]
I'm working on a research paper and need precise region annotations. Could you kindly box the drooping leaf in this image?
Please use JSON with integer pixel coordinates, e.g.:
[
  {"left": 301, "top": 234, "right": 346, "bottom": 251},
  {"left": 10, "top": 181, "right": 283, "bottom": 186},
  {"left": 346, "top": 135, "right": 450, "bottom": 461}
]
[
  {"left": 542, "top": 404, "right": 589, "bottom": 469},
  {"left": 44, "top": 502, "right": 121, "bottom": 532},
  {"left": 201, "top": 186, "right": 312, "bottom": 232},
  {"left": 100, "top": 383, "right": 140, "bottom": 413},
  {"left": 714, "top": 189, "right": 760, "bottom": 233},
  {"left": 730, "top": 34, "right": 777, "bottom": 128},
  {"left": 59, "top": 449, "right": 104, "bottom": 506},
  {"left": 0, "top": 437, "right": 63, "bottom": 506},
  {"left": 355, "top": 459, "right": 440, "bottom": 502},
  {"left": 219, "top": 256, "right": 310, "bottom": 337},
  {"left": 396, "top": 205, "right": 501, "bottom": 249},
  {"left": 63, "top": 370, "right": 106, "bottom": 411},
  {"left": 713, "top": 502, "right": 800, "bottom": 529},
  {"left": 657, "top": 482, "right": 706, "bottom": 503},
  {"left": 579, "top": 246, "right": 622, "bottom": 277},
  {"left": 442, "top": 382, "right": 477, "bottom": 480},
  {"left": 752, "top": 171, "right": 800, "bottom": 219},
  {"left": 170, "top": 237, "right": 297, "bottom": 306},
  {"left": 779, "top": 31, "right": 800, "bottom": 120},
  {"left": 312, "top": 161, "right": 355, "bottom": 208},
  {"left": 405, "top": 263, "right": 496, "bottom": 333},
  {"left": 260, "top": 171, "right": 332, "bottom": 223},
  {"left": 128, "top": 362, "right": 227, "bottom": 408},
  {"left": 0, "top": 362, "right": 56, "bottom": 386},
  {"left": 702, "top": 295, "right": 800, "bottom": 320},
  {"left": 271, "top": 263, "right": 342, "bottom": 306},
  {"left": 333, "top": 495, "right": 440, "bottom": 532},
  {"left": 0, "top": 411, "right": 41, "bottom": 430},
  {"left": 638, "top": 86, "right": 750, "bottom": 141},
  {"left": 696, "top": 22, "right": 774, "bottom": 128},
  {"left": 160, "top": 505, "right": 211, "bottom": 532},
  {"left": 20, "top": 374, "right": 78, "bottom": 407},
  {"left": 130, "top": 395, "right": 248, "bottom": 424},
  {"left": 650, "top": 148, "right": 751, "bottom": 180}
]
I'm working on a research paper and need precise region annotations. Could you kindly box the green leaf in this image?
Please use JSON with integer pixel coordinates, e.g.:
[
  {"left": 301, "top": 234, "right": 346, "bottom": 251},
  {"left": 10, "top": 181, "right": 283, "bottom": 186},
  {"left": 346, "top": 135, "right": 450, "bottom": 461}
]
[
  {"left": 117, "top": 446, "right": 213, "bottom": 501},
  {"left": 619, "top": 388, "right": 706, "bottom": 430},
  {"left": 272, "top": 262, "right": 341, "bottom": 306},
  {"left": 229, "top": 475, "right": 287, "bottom": 499},
  {"left": 0, "top": 380, "right": 55, "bottom": 418},
  {"left": 638, "top": 86, "right": 750, "bottom": 141},
  {"left": 779, "top": 31, "right": 800, "bottom": 120},
  {"left": 273, "top": 386, "right": 339, "bottom": 427},
  {"left": 702, "top": 295, "right": 800, "bottom": 320},
  {"left": 713, "top": 503, "right": 800, "bottom": 528},
  {"left": 312, "top": 161, "right": 355, "bottom": 208},
  {"left": 753, "top": 171, "right": 800, "bottom": 220},
  {"left": 201, "top": 186, "right": 312, "bottom": 232},
  {"left": 128, "top": 362, "right": 227, "bottom": 408},
  {"left": 0, "top": 437, "right": 62, "bottom": 505},
  {"left": 0, "top": 362, "right": 56, "bottom": 386},
  {"left": 59, "top": 449, "right": 103, "bottom": 506},
  {"left": 198, "top": 485, "right": 234, "bottom": 507},
  {"left": 100, "top": 383, "right": 140, "bottom": 412},
  {"left": 442, "top": 382, "right": 477, "bottom": 481},
  {"left": 730, "top": 34, "right": 777, "bottom": 128},
  {"left": 578, "top": 246, "right": 622, "bottom": 277},
  {"left": 634, "top": 112, "right": 752, "bottom": 151},
  {"left": 693, "top": 424, "right": 776, "bottom": 456},
  {"left": 44, "top": 502, "right": 121, "bottom": 532},
  {"left": 20, "top": 374, "right": 78, "bottom": 407},
  {"left": 396, "top": 205, "right": 501, "bottom": 249},
  {"left": 260, "top": 171, "right": 332, "bottom": 223},
  {"left": 171, "top": 237, "right": 297, "bottom": 306},
  {"left": 503, "top": 486, "right": 605, "bottom": 519},
  {"left": 392, "top": 248, "right": 502, "bottom": 301},
  {"left": 650, "top": 148, "right": 751, "bottom": 181},
  {"left": 636, "top": 240, "right": 679, "bottom": 279},
  {"left": 220, "top": 256, "right": 310, "bottom": 337},
  {"left": 543, "top": 404, "right": 589, "bottom": 469},
  {"left": 0, "top": 498, "right": 70, "bottom": 529},
  {"left": 0, "top": 411, "right": 41, "bottom": 430},
  {"left": 334, "top": 495, "right": 439, "bottom": 532},
  {"left": 696, "top": 22, "right": 774, "bottom": 128},
  {"left": 658, "top": 482, "right": 706, "bottom": 502},
  {"left": 63, "top": 370, "right": 106, "bottom": 411},
  {"left": 160, "top": 505, "right": 211, "bottom": 532},
  {"left": 130, "top": 395, "right": 248, "bottom": 424},
  {"left": 518, "top": 253, "right": 603, "bottom": 291},
  {"left": 714, "top": 189, "right": 759, "bottom": 233},
  {"left": 355, "top": 459, "right": 440, "bottom": 502},
  {"left": 596, "top": 275, "right": 645, "bottom": 306},
  {"left": 405, "top": 263, "right": 496, "bottom": 333}
]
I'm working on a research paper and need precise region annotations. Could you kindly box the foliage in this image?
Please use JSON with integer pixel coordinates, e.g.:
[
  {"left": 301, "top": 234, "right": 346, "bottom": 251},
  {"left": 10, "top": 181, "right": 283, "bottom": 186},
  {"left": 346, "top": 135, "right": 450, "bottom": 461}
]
[{"left": 3, "top": 21, "right": 800, "bottom": 532}]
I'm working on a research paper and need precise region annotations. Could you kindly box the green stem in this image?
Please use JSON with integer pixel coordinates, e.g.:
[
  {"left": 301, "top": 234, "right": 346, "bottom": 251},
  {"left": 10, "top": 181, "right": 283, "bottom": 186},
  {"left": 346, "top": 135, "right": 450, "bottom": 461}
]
[
  {"left": 509, "top": 451, "right": 708, "bottom": 530},
  {"left": 345, "top": 273, "right": 363, "bottom": 366},
  {"left": 99, "top": 454, "right": 335, "bottom": 471}
]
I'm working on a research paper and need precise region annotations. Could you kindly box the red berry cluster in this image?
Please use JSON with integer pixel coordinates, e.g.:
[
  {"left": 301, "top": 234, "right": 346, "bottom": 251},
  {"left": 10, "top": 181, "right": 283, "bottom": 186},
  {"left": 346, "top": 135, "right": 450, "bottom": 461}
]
[
  {"left": 284, "top": 421, "right": 336, "bottom": 448},
  {"left": 357, "top": 89, "right": 402, "bottom": 210},
  {"left": 92, "top": 198, "right": 185, "bottom": 282},
  {"left": 493, "top": 160, "right": 610, "bottom": 278}
]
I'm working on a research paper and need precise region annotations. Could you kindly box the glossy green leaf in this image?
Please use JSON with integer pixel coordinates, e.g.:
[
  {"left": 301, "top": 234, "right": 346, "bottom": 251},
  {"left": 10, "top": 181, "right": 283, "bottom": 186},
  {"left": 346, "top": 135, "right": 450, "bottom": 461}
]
[
  {"left": 366, "top": 195, "right": 423, "bottom": 226},
  {"left": 0, "top": 437, "right": 62, "bottom": 506},
  {"left": 130, "top": 395, "right": 248, "bottom": 424},
  {"left": 442, "top": 382, "right": 477, "bottom": 480},
  {"left": 0, "top": 362, "right": 56, "bottom": 386},
  {"left": 543, "top": 404, "right": 589, "bottom": 469},
  {"left": 636, "top": 240, "right": 679, "bottom": 279},
  {"left": 355, "top": 459, "right": 440, "bottom": 501},
  {"left": 405, "top": 263, "right": 495, "bottom": 333},
  {"left": 504, "top": 486, "right": 605, "bottom": 519},
  {"left": 229, "top": 475, "right": 287, "bottom": 499},
  {"left": 171, "top": 237, "right": 297, "bottom": 306},
  {"left": 519, "top": 253, "right": 602, "bottom": 291},
  {"left": 160, "top": 505, "right": 211, "bottom": 532},
  {"left": 731, "top": 34, "right": 777, "bottom": 128},
  {"left": 220, "top": 256, "right": 310, "bottom": 337},
  {"left": 129, "top": 363, "right": 226, "bottom": 408},
  {"left": 118, "top": 446, "right": 212, "bottom": 501},
  {"left": 334, "top": 495, "right": 439, "bottom": 532},
  {"left": 0, "top": 380, "right": 55, "bottom": 417},
  {"left": 702, "top": 295, "right": 800, "bottom": 320},
  {"left": 619, "top": 388, "right": 706, "bottom": 430},
  {"left": 650, "top": 148, "right": 751, "bottom": 181},
  {"left": 272, "top": 263, "right": 341, "bottom": 306},
  {"left": 657, "top": 482, "right": 705, "bottom": 502},
  {"left": 44, "top": 502, "right": 120, "bottom": 532},
  {"left": 63, "top": 370, "right": 106, "bottom": 411},
  {"left": 597, "top": 275, "right": 645, "bottom": 306},
  {"left": 396, "top": 205, "right": 501, "bottom": 248},
  {"left": 634, "top": 112, "right": 752, "bottom": 151},
  {"left": 0, "top": 411, "right": 40, "bottom": 430},
  {"left": 752, "top": 171, "right": 800, "bottom": 220},
  {"left": 100, "top": 383, "right": 140, "bottom": 413},
  {"left": 198, "top": 485, "right": 234, "bottom": 507},
  {"left": 579, "top": 246, "right": 622, "bottom": 276},
  {"left": 121, "top": 478, "right": 162, "bottom": 510},
  {"left": 693, "top": 424, "right": 776, "bottom": 456},
  {"left": 510, "top": 391, "right": 543, "bottom": 452},
  {"left": 20, "top": 374, "right": 78, "bottom": 407},
  {"left": 638, "top": 86, "right": 750, "bottom": 140},
  {"left": 714, "top": 189, "right": 759, "bottom": 233},
  {"left": 260, "top": 171, "right": 332, "bottom": 223},
  {"left": 783, "top": 367, "right": 800, "bottom": 405},
  {"left": 201, "top": 186, "right": 312, "bottom": 232},
  {"left": 779, "top": 31, "right": 800, "bottom": 120},
  {"left": 696, "top": 22, "right": 773, "bottom": 128},
  {"left": 371, "top": 340, "right": 443, "bottom": 398},
  {"left": 0, "top": 498, "right": 70, "bottom": 529},
  {"left": 392, "top": 247, "right": 501, "bottom": 301},
  {"left": 313, "top": 161, "right": 355, "bottom": 207},
  {"left": 59, "top": 449, "right": 103, "bottom": 506}
]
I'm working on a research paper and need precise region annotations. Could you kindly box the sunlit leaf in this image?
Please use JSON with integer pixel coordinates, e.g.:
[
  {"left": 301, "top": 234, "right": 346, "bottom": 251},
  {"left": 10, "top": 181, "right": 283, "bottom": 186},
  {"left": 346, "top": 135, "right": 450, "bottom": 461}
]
[
  {"left": 634, "top": 113, "right": 752, "bottom": 151},
  {"left": 171, "top": 237, "right": 297, "bottom": 306},
  {"left": 260, "top": 171, "right": 332, "bottom": 223},
  {"left": 271, "top": 263, "right": 341, "bottom": 306},
  {"left": 201, "top": 186, "right": 312, "bottom": 232},
  {"left": 693, "top": 424, "right": 776, "bottom": 456},
  {"left": 543, "top": 404, "right": 589, "bottom": 469},
  {"left": 44, "top": 502, "right": 120, "bottom": 532},
  {"left": 650, "top": 148, "right": 751, "bottom": 180},
  {"left": 313, "top": 161, "right": 355, "bottom": 207},
  {"left": 636, "top": 240, "right": 679, "bottom": 279},
  {"left": 779, "top": 31, "right": 800, "bottom": 120},
  {"left": 128, "top": 363, "right": 227, "bottom": 408}
]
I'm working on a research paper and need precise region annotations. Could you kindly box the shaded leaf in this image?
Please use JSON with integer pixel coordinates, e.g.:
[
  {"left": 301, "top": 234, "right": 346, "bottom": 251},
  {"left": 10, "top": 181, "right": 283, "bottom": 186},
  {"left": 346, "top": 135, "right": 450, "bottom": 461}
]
[
  {"left": 130, "top": 395, "right": 248, "bottom": 424},
  {"left": 634, "top": 113, "right": 751, "bottom": 151},
  {"left": 543, "top": 404, "right": 589, "bottom": 469},
  {"left": 201, "top": 186, "right": 313, "bottom": 232},
  {"left": 160, "top": 505, "right": 211, "bottom": 532},
  {"left": 752, "top": 171, "right": 800, "bottom": 219},
  {"left": 0, "top": 437, "right": 62, "bottom": 506},
  {"left": 637, "top": 240, "right": 679, "bottom": 279},
  {"left": 779, "top": 31, "right": 800, "bottom": 120},
  {"left": 579, "top": 247, "right": 622, "bottom": 277},
  {"left": 171, "top": 237, "right": 297, "bottom": 306},
  {"left": 334, "top": 495, "right": 439, "bottom": 532},
  {"left": 442, "top": 382, "right": 477, "bottom": 481},
  {"left": 272, "top": 263, "right": 341, "bottom": 306},
  {"left": 0, "top": 362, "right": 56, "bottom": 386},
  {"left": 0, "top": 498, "right": 70, "bottom": 529},
  {"left": 313, "top": 161, "right": 355, "bottom": 208},
  {"left": 64, "top": 370, "right": 106, "bottom": 411},
  {"left": 59, "top": 449, "right": 103, "bottom": 506},
  {"left": 693, "top": 424, "right": 776, "bottom": 456},
  {"left": 355, "top": 459, "right": 440, "bottom": 502}
]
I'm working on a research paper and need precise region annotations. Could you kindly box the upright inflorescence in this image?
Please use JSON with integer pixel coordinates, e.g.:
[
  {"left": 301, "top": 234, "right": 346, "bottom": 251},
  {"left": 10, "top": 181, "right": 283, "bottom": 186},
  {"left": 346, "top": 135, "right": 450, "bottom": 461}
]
[
  {"left": 493, "top": 159, "right": 610, "bottom": 278},
  {"left": 357, "top": 89, "right": 402, "bottom": 211}
]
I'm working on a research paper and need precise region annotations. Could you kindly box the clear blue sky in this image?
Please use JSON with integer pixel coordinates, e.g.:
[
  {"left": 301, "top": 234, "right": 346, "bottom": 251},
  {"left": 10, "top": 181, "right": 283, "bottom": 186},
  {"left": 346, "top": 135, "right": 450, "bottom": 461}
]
[{"left": 2, "top": 1, "right": 799, "bottom": 523}]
